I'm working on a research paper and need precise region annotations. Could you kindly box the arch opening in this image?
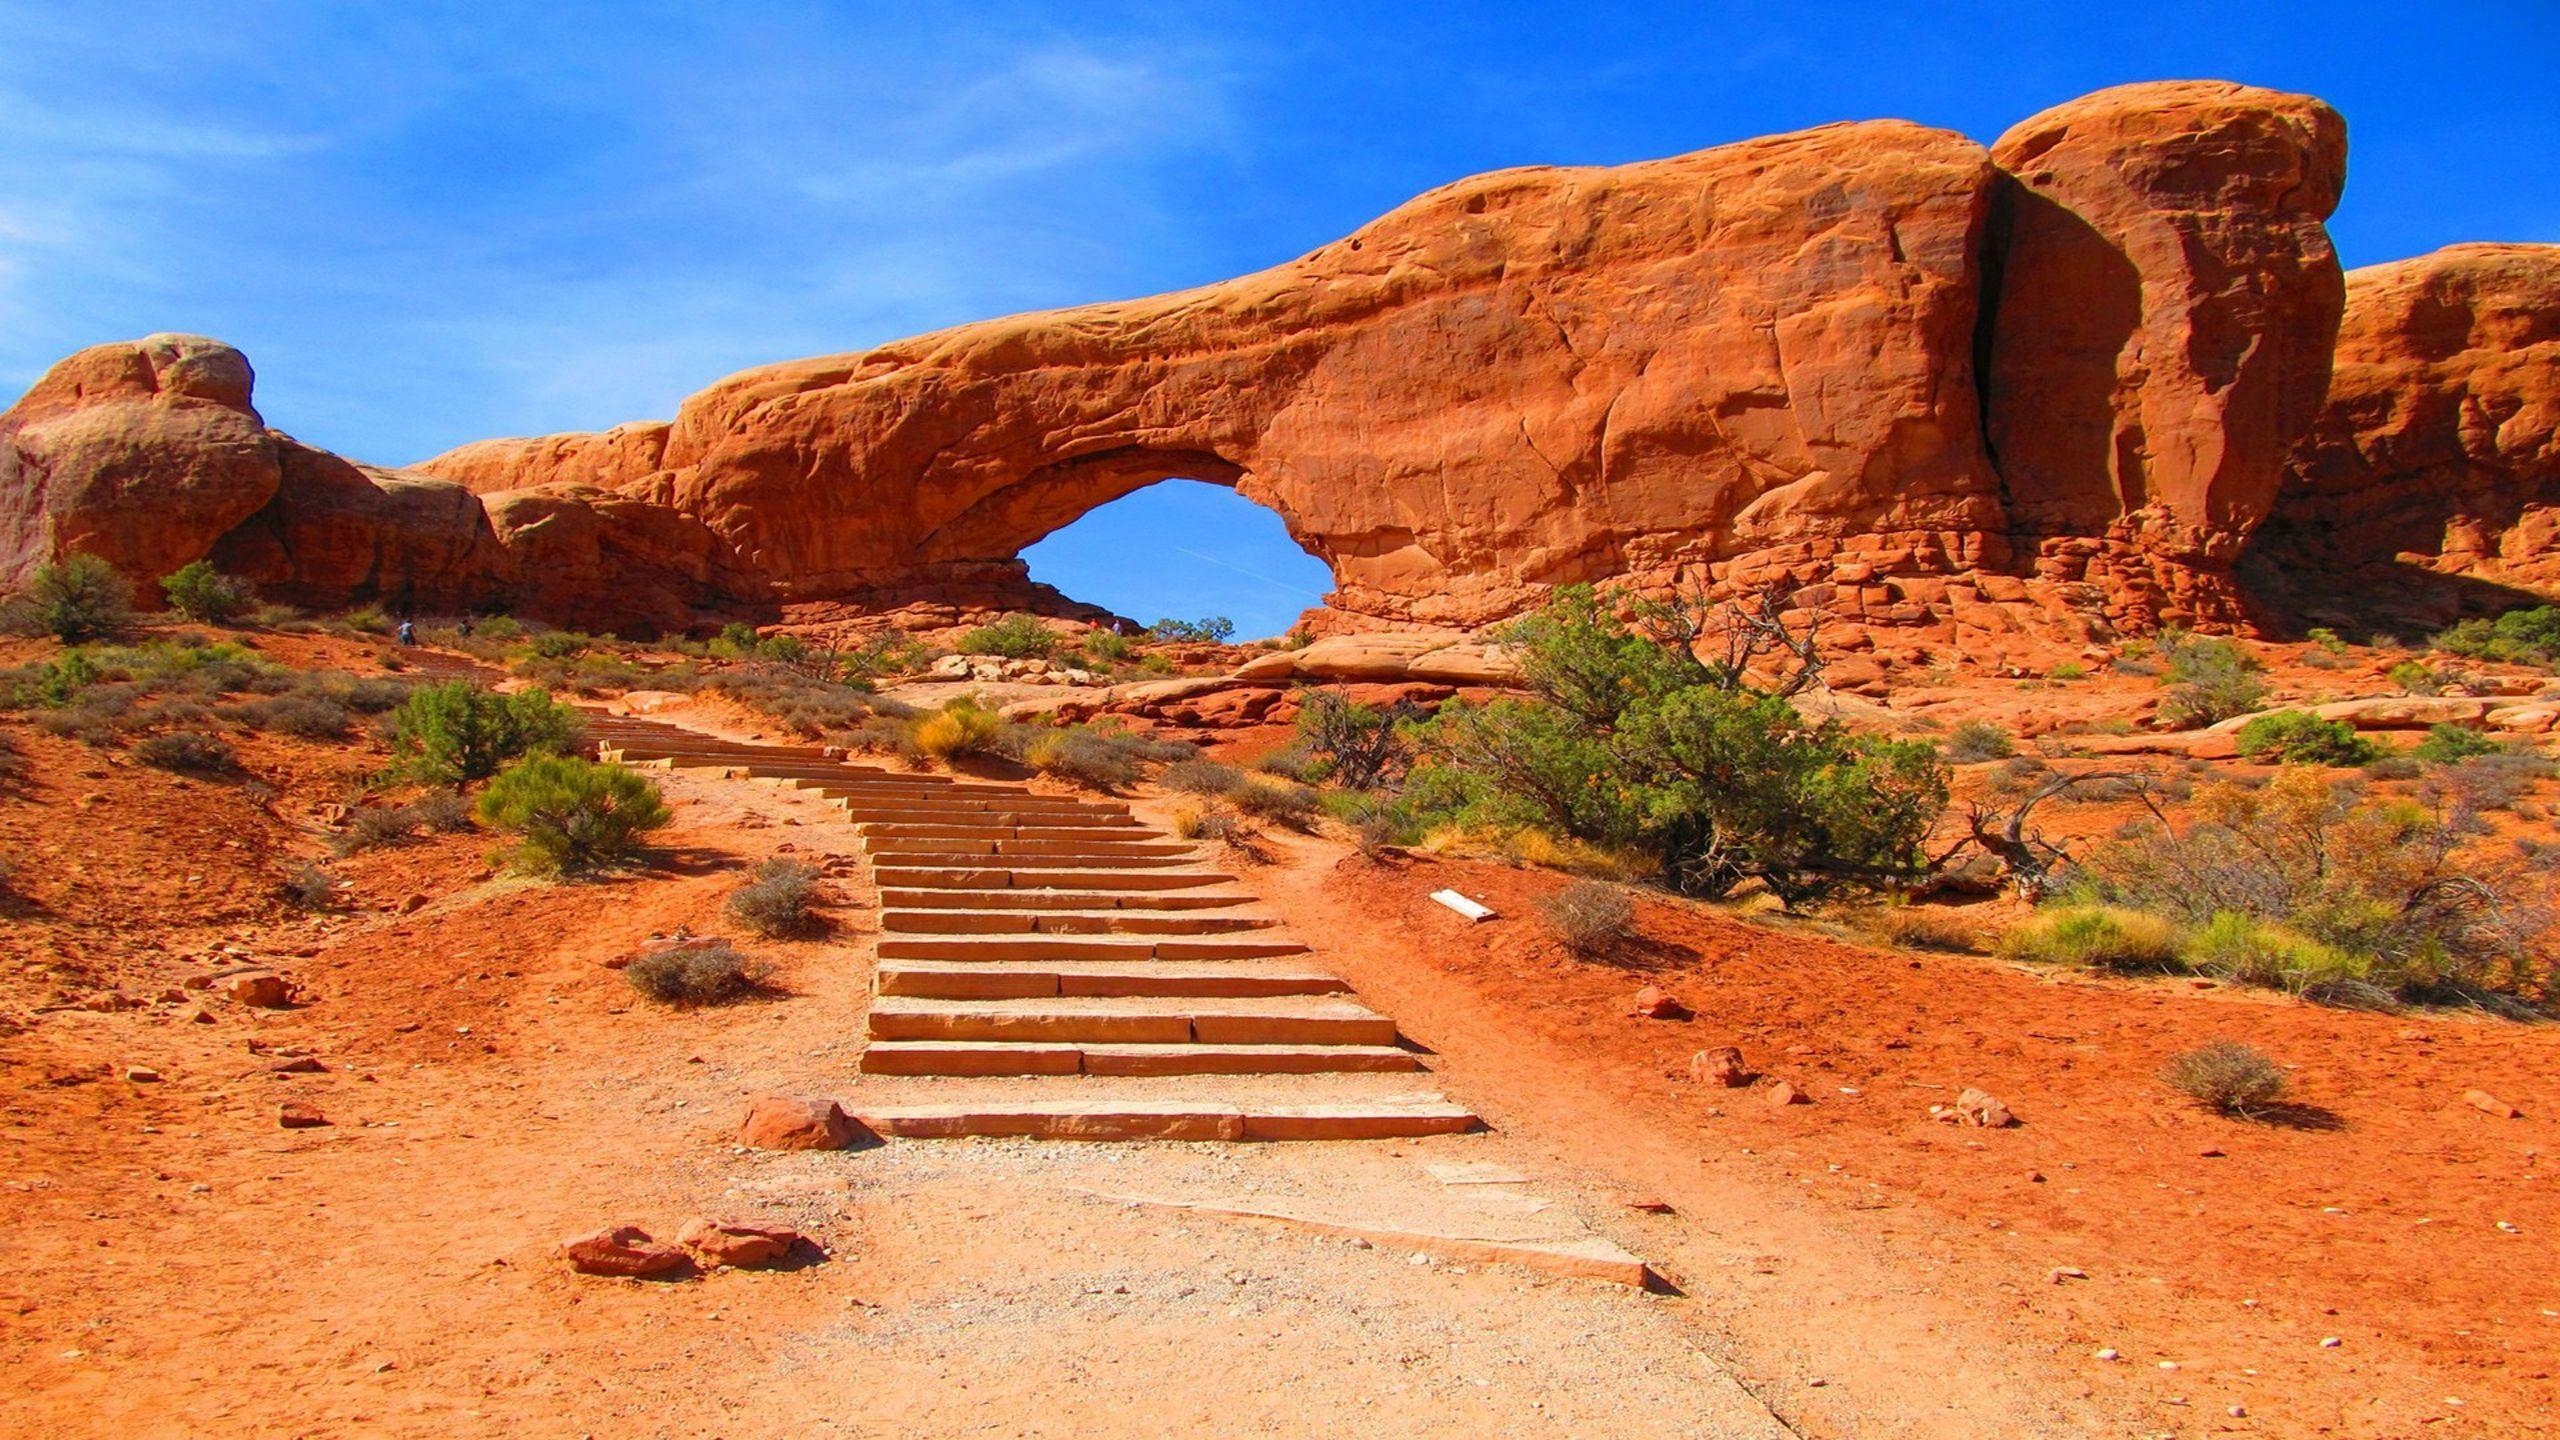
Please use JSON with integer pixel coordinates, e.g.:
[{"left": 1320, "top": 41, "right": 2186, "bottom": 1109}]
[{"left": 1019, "top": 477, "right": 1334, "bottom": 640}]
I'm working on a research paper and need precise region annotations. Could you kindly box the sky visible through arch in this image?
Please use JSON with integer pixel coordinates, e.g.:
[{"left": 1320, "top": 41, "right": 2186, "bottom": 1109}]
[{"left": 0, "top": 1, "right": 2553, "bottom": 624}]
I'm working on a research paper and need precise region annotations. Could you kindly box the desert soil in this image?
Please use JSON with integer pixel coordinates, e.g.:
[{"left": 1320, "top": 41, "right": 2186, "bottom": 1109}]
[{"left": 4, "top": 636, "right": 2556, "bottom": 1439}]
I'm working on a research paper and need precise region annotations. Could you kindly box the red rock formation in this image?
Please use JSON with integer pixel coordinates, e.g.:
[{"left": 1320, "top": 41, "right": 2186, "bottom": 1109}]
[
  {"left": 2263, "top": 243, "right": 2560, "bottom": 614},
  {"left": 0, "top": 335, "right": 281, "bottom": 588},
  {"left": 1983, "top": 81, "right": 2346, "bottom": 620},
  {"left": 0, "top": 82, "right": 2430, "bottom": 645}
]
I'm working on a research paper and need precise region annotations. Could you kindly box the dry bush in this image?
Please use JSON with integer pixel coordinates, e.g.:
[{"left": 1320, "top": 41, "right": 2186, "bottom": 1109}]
[
  {"left": 1162, "top": 758, "right": 1243, "bottom": 796},
  {"left": 1230, "top": 777, "right": 1320, "bottom": 826},
  {"left": 728, "top": 857, "right": 823, "bottom": 938},
  {"left": 624, "top": 942, "right": 769, "bottom": 1006},
  {"left": 911, "top": 701, "right": 1002, "bottom": 762},
  {"left": 408, "top": 788, "right": 474, "bottom": 832},
  {"left": 2423, "top": 753, "right": 2550, "bottom": 816},
  {"left": 1252, "top": 745, "right": 1322, "bottom": 783},
  {"left": 1943, "top": 721, "right": 2015, "bottom": 763},
  {"left": 1171, "top": 804, "right": 1250, "bottom": 845},
  {"left": 333, "top": 805, "right": 419, "bottom": 855},
  {"left": 1539, "top": 880, "right": 1636, "bottom": 955},
  {"left": 279, "top": 860, "right": 337, "bottom": 909},
  {"left": 1859, "top": 905, "right": 1985, "bottom": 954},
  {"left": 131, "top": 730, "right": 237, "bottom": 774},
  {"left": 241, "top": 692, "right": 354, "bottom": 739},
  {"left": 1986, "top": 755, "right": 2056, "bottom": 797},
  {"left": 2177, "top": 911, "right": 2363, "bottom": 990},
  {"left": 2160, "top": 1040, "right": 2289, "bottom": 1117}
]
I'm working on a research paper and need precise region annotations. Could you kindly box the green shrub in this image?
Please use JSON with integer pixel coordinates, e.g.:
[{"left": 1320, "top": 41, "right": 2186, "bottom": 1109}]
[
  {"left": 624, "top": 941, "right": 767, "bottom": 1006},
  {"left": 131, "top": 730, "right": 238, "bottom": 774},
  {"left": 160, "top": 561, "right": 255, "bottom": 624},
  {"left": 1024, "top": 728, "right": 1140, "bottom": 788},
  {"left": 1253, "top": 745, "right": 1322, "bottom": 783},
  {"left": 2233, "top": 710, "right": 2378, "bottom": 766},
  {"left": 474, "top": 755, "right": 670, "bottom": 875},
  {"left": 527, "top": 630, "right": 592, "bottom": 660},
  {"left": 341, "top": 606, "right": 391, "bottom": 636},
  {"left": 2, "top": 555, "right": 134, "bottom": 643},
  {"left": 2048, "top": 662, "right": 2088, "bottom": 682},
  {"left": 388, "top": 682, "right": 582, "bottom": 783},
  {"left": 841, "top": 630, "right": 934, "bottom": 682},
  {"left": 956, "top": 613, "right": 1058, "bottom": 659},
  {"left": 2434, "top": 606, "right": 2560, "bottom": 667},
  {"left": 2411, "top": 723, "right": 2501, "bottom": 765},
  {"left": 1943, "top": 720, "right": 2015, "bottom": 763},
  {"left": 2178, "top": 911, "right": 2364, "bottom": 990},
  {"left": 1406, "top": 587, "right": 1946, "bottom": 902},
  {"left": 2386, "top": 658, "right": 2442, "bottom": 694},
  {"left": 1999, "top": 905, "right": 2184, "bottom": 971},
  {"left": 2307, "top": 627, "right": 2347, "bottom": 655},
  {"left": 1295, "top": 688, "right": 1421, "bottom": 789},
  {"left": 2160, "top": 1041, "right": 2289, "bottom": 1118},
  {"left": 728, "top": 857, "right": 823, "bottom": 937},
  {"left": 1145, "top": 616, "right": 1236, "bottom": 644},
  {"left": 1083, "top": 630, "right": 1132, "bottom": 665},
  {"left": 2155, "top": 634, "right": 2266, "bottom": 728}
]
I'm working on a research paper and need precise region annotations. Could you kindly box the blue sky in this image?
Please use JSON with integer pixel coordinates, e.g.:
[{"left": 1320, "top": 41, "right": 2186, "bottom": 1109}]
[{"left": 3, "top": 2, "right": 2554, "bottom": 636}]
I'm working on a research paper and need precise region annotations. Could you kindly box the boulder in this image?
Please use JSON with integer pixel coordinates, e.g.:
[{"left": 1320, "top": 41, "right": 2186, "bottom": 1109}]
[
  {"left": 276, "top": 1101, "right": 328, "bottom": 1129},
  {"left": 1627, "top": 986, "right": 1690, "bottom": 1021},
  {"left": 1232, "top": 635, "right": 1521, "bottom": 686},
  {"left": 737, "top": 1094, "right": 857, "bottom": 1151},
  {"left": 560, "top": 1224, "right": 689, "bottom": 1277},
  {"left": 2309, "top": 696, "right": 2499, "bottom": 730},
  {"left": 218, "top": 971, "right": 294, "bottom": 1008},
  {"left": 1951, "top": 1087, "right": 2017, "bottom": 1128},
  {"left": 677, "top": 1217, "right": 809, "bottom": 1268}
]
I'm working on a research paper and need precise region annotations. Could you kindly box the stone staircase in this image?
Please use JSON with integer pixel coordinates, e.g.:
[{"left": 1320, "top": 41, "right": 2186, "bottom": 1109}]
[{"left": 588, "top": 713, "right": 1480, "bottom": 1142}]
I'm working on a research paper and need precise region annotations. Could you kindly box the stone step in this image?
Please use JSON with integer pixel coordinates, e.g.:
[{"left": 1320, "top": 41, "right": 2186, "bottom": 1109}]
[
  {"left": 870, "top": 840, "right": 1198, "bottom": 860},
  {"left": 876, "top": 958, "right": 1349, "bottom": 1000},
  {"left": 875, "top": 867, "right": 1240, "bottom": 892},
  {"left": 876, "top": 934, "right": 1311, "bottom": 963},
  {"left": 881, "top": 887, "right": 1261, "bottom": 912},
  {"left": 860, "top": 837, "right": 1198, "bottom": 859},
  {"left": 857, "top": 823, "right": 1175, "bottom": 844},
  {"left": 867, "top": 995, "right": 1398, "bottom": 1046},
  {"left": 840, "top": 806, "right": 1140, "bottom": 828},
  {"left": 852, "top": 1097, "right": 1480, "bottom": 1142},
  {"left": 883, "top": 908, "right": 1279, "bottom": 936},
  {"left": 859, "top": 1040, "right": 1421, "bottom": 1077}
]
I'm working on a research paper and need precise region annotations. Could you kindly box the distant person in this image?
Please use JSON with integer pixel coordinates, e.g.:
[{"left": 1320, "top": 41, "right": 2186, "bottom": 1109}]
[
  {"left": 457, "top": 617, "right": 474, "bottom": 639},
  {"left": 396, "top": 619, "right": 416, "bottom": 647}
]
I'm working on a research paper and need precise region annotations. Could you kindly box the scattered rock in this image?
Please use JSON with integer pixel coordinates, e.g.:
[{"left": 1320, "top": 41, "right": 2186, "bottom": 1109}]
[
  {"left": 560, "top": 1225, "right": 689, "bottom": 1278},
  {"left": 737, "top": 1094, "right": 858, "bottom": 1151},
  {"left": 1763, "top": 1080, "right": 1805, "bottom": 1108},
  {"left": 1628, "top": 986, "right": 1690, "bottom": 1021},
  {"left": 123, "top": 1066, "right": 162, "bottom": 1083},
  {"left": 2464, "top": 1089, "right": 2522, "bottom": 1119},
  {"left": 677, "top": 1218, "right": 809, "bottom": 1268},
  {"left": 219, "top": 971, "right": 294, "bottom": 1008},
  {"left": 1955, "top": 1088, "right": 2017, "bottom": 1128},
  {"left": 1689, "top": 1046, "right": 1751, "bottom": 1088},
  {"left": 276, "top": 1102, "right": 329, "bottom": 1129}
]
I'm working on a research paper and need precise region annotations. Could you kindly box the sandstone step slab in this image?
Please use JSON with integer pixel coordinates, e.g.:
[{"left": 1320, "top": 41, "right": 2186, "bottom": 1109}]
[
  {"left": 875, "top": 958, "right": 1351, "bottom": 1000},
  {"left": 876, "top": 934, "right": 1311, "bottom": 963},
  {"left": 856, "top": 824, "right": 1176, "bottom": 844},
  {"left": 839, "top": 806, "right": 1140, "bottom": 828},
  {"left": 881, "top": 887, "right": 1261, "bottom": 912},
  {"left": 869, "top": 850, "right": 1204, "bottom": 872},
  {"left": 861, "top": 837, "right": 1198, "bottom": 859},
  {"left": 875, "top": 867, "right": 1241, "bottom": 892},
  {"left": 858, "top": 1040, "right": 1420, "bottom": 1077},
  {"left": 882, "top": 908, "right": 1279, "bottom": 936},
  {"left": 867, "top": 995, "right": 1398, "bottom": 1046},
  {"left": 852, "top": 1096, "right": 1477, "bottom": 1142}
]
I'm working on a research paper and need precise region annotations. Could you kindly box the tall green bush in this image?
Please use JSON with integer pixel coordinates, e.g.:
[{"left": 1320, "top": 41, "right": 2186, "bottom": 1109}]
[
  {"left": 2, "top": 554, "right": 134, "bottom": 643},
  {"left": 475, "top": 755, "right": 669, "bottom": 875},
  {"left": 160, "top": 560, "right": 255, "bottom": 624},
  {"left": 388, "top": 682, "right": 582, "bottom": 783},
  {"left": 1407, "top": 586, "right": 1947, "bottom": 902}
]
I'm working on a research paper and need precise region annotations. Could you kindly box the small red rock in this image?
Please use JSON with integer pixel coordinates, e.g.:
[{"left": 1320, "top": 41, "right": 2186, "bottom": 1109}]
[
  {"left": 277, "top": 1102, "right": 328, "bottom": 1128},
  {"left": 398, "top": 892, "right": 429, "bottom": 915},
  {"left": 738, "top": 1095, "right": 857, "bottom": 1151},
  {"left": 561, "top": 1225, "right": 689, "bottom": 1277},
  {"left": 678, "top": 1218, "right": 808, "bottom": 1268},
  {"left": 1951, "top": 1087, "right": 2017, "bottom": 1128},
  {"left": 1628, "top": 987, "right": 1690, "bottom": 1021},
  {"left": 1763, "top": 1080, "right": 1804, "bottom": 1107},
  {"left": 220, "top": 972, "right": 293, "bottom": 1008},
  {"left": 1689, "top": 1046, "right": 1751, "bottom": 1088},
  {"left": 2464, "top": 1089, "right": 2522, "bottom": 1119}
]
